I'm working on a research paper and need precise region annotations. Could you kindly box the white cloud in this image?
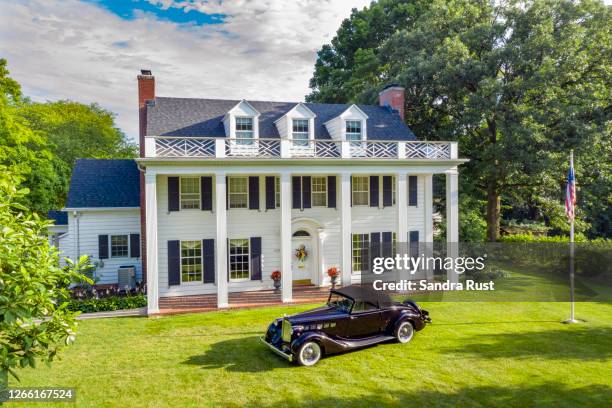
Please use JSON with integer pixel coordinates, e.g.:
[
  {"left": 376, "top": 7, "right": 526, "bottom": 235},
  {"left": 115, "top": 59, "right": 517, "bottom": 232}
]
[{"left": 0, "top": 0, "right": 370, "bottom": 139}]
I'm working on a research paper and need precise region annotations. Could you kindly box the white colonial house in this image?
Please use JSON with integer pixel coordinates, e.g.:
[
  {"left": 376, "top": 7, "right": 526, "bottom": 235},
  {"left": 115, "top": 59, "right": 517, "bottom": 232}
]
[{"left": 54, "top": 70, "right": 465, "bottom": 315}]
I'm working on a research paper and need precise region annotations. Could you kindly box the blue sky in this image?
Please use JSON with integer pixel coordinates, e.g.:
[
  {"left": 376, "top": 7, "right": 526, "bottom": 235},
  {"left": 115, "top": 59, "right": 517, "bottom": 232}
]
[
  {"left": 0, "top": 0, "right": 370, "bottom": 138},
  {"left": 82, "top": 0, "right": 226, "bottom": 26}
]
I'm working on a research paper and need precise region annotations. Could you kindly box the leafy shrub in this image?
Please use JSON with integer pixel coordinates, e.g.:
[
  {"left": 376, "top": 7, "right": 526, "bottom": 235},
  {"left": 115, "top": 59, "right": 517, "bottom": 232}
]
[{"left": 65, "top": 295, "right": 147, "bottom": 313}]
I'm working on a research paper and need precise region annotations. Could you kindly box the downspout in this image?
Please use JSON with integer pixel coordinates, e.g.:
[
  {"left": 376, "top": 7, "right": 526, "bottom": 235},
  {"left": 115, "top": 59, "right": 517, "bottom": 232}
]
[{"left": 73, "top": 210, "right": 81, "bottom": 259}]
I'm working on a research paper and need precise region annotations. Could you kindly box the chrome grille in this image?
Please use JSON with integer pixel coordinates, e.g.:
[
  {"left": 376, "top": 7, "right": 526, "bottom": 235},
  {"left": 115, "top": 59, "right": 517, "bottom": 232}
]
[{"left": 281, "top": 318, "right": 292, "bottom": 343}]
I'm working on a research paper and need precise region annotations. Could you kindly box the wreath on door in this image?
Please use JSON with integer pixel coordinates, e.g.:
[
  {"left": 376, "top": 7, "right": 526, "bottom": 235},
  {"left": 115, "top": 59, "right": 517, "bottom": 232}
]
[{"left": 295, "top": 245, "right": 308, "bottom": 267}]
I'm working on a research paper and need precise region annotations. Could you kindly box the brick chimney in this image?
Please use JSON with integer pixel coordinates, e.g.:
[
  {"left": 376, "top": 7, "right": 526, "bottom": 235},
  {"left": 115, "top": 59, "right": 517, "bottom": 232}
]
[
  {"left": 379, "top": 84, "right": 405, "bottom": 122},
  {"left": 137, "top": 70, "right": 154, "bottom": 283},
  {"left": 138, "top": 70, "right": 155, "bottom": 157}
]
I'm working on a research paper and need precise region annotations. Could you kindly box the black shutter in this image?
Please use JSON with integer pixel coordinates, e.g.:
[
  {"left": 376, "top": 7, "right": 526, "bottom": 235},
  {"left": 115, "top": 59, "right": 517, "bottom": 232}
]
[
  {"left": 202, "top": 239, "right": 215, "bottom": 284},
  {"left": 168, "top": 177, "right": 180, "bottom": 212},
  {"left": 130, "top": 234, "right": 140, "bottom": 258},
  {"left": 201, "top": 177, "right": 213, "bottom": 211},
  {"left": 250, "top": 237, "right": 262, "bottom": 280},
  {"left": 370, "top": 232, "right": 381, "bottom": 260},
  {"left": 265, "top": 176, "right": 275, "bottom": 210},
  {"left": 168, "top": 240, "right": 181, "bottom": 286},
  {"left": 292, "top": 176, "right": 301, "bottom": 209},
  {"left": 370, "top": 175, "right": 379, "bottom": 207},
  {"left": 409, "top": 231, "right": 420, "bottom": 258},
  {"left": 382, "top": 231, "right": 393, "bottom": 257},
  {"left": 248, "top": 176, "right": 260, "bottom": 210},
  {"left": 227, "top": 238, "right": 230, "bottom": 281},
  {"left": 327, "top": 176, "right": 337, "bottom": 208},
  {"left": 382, "top": 176, "right": 393, "bottom": 207},
  {"left": 409, "top": 175, "right": 418, "bottom": 206},
  {"left": 302, "top": 176, "right": 311, "bottom": 209},
  {"left": 98, "top": 235, "right": 109, "bottom": 259}
]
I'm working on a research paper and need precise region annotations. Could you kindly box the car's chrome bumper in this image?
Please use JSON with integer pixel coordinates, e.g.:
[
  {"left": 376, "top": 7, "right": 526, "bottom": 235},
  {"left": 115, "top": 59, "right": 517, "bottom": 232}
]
[{"left": 259, "top": 336, "right": 293, "bottom": 362}]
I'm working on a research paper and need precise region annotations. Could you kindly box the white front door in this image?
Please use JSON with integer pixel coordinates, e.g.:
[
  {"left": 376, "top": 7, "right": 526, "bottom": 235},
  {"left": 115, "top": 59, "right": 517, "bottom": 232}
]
[{"left": 292, "top": 233, "right": 314, "bottom": 283}]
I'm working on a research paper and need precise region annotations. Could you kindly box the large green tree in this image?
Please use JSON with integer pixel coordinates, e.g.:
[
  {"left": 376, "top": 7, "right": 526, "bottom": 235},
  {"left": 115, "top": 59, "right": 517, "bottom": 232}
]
[
  {"left": 0, "top": 58, "right": 137, "bottom": 213},
  {"left": 308, "top": 0, "right": 611, "bottom": 240}
]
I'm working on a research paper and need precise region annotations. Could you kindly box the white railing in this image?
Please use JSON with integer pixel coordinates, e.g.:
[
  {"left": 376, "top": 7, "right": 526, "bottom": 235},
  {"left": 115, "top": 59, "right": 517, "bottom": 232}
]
[{"left": 147, "top": 136, "right": 457, "bottom": 160}]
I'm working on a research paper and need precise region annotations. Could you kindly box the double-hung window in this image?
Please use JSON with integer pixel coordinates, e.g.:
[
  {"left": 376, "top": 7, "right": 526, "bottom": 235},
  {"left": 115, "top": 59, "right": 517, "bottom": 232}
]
[
  {"left": 181, "top": 240, "right": 202, "bottom": 283},
  {"left": 352, "top": 233, "right": 370, "bottom": 274},
  {"left": 111, "top": 235, "right": 128, "bottom": 257},
  {"left": 235, "top": 117, "right": 254, "bottom": 145},
  {"left": 229, "top": 238, "right": 250, "bottom": 280},
  {"left": 292, "top": 119, "right": 309, "bottom": 147},
  {"left": 312, "top": 176, "right": 327, "bottom": 207},
  {"left": 352, "top": 176, "right": 369, "bottom": 206},
  {"left": 229, "top": 177, "right": 248, "bottom": 209},
  {"left": 180, "top": 177, "right": 200, "bottom": 209},
  {"left": 345, "top": 120, "right": 362, "bottom": 146}
]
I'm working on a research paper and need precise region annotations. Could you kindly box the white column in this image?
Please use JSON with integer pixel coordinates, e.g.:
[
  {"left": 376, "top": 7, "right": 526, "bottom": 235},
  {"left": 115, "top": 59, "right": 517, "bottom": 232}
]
[
  {"left": 424, "top": 174, "right": 434, "bottom": 280},
  {"left": 215, "top": 138, "right": 226, "bottom": 158},
  {"left": 145, "top": 172, "right": 159, "bottom": 315},
  {"left": 215, "top": 172, "right": 228, "bottom": 308},
  {"left": 340, "top": 173, "right": 352, "bottom": 285},
  {"left": 280, "top": 173, "right": 293, "bottom": 302},
  {"left": 396, "top": 173, "right": 408, "bottom": 284},
  {"left": 424, "top": 174, "right": 434, "bottom": 242},
  {"left": 446, "top": 169, "right": 459, "bottom": 283}
]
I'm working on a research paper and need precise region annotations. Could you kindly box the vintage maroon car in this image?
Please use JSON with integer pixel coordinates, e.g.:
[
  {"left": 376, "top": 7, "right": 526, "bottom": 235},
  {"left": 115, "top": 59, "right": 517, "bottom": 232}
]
[{"left": 261, "top": 285, "right": 430, "bottom": 366}]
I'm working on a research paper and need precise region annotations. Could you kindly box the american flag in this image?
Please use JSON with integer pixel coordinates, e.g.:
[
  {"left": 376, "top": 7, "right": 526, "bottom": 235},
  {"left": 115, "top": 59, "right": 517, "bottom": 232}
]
[{"left": 565, "top": 158, "right": 576, "bottom": 221}]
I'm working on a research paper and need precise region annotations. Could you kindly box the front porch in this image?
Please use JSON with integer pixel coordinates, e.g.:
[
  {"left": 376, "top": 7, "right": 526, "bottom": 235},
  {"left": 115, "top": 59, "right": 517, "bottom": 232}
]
[{"left": 157, "top": 284, "right": 334, "bottom": 315}]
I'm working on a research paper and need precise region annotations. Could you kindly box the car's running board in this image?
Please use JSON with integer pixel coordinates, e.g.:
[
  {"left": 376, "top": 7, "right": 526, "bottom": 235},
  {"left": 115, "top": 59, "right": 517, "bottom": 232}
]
[{"left": 336, "top": 335, "right": 396, "bottom": 349}]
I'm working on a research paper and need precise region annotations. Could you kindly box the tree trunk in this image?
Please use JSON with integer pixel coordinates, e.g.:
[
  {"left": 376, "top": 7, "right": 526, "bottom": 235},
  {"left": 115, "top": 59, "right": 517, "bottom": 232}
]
[
  {"left": 486, "top": 117, "right": 500, "bottom": 242},
  {"left": 486, "top": 181, "right": 500, "bottom": 241}
]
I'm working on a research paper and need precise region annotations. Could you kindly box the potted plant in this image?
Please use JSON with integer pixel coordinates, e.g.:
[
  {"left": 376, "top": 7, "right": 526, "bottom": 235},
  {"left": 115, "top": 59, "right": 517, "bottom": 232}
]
[
  {"left": 271, "top": 270, "right": 281, "bottom": 292},
  {"left": 327, "top": 267, "right": 340, "bottom": 288}
]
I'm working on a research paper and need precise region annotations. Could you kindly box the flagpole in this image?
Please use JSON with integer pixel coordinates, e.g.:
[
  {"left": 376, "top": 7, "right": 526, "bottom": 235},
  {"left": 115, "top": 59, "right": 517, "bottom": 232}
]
[{"left": 564, "top": 150, "right": 578, "bottom": 324}]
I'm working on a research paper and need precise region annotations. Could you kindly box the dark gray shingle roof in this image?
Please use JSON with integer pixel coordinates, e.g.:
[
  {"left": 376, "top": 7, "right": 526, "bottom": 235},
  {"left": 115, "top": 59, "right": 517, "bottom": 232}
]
[
  {"left": 66, "top": 159, "right": 140, "bottom": 208},
  {"left": 47, "top": 210, "right": 68, "bottom": 225},
  {"left": 146, "top": 97, "right": 416, "bottom": 141}
]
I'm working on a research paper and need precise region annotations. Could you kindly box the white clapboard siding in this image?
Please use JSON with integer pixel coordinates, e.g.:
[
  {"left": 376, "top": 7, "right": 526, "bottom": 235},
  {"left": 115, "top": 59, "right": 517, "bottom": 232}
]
[{"left": 65, "top": 210, "right": 142, "bottom": 285}]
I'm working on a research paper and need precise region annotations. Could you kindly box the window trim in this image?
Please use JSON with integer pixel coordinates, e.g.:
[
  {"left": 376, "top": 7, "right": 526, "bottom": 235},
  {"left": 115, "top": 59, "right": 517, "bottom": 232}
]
[
  {"left": 345, "top": 120, "right": 363, "bottom": 142},
  {"left": 351, "top": 175, "right": 369, "bottom": 206},
  {"left": 110, "top": 234, "right": 129, "bottom": 258},
  {"left": 179, "top": 177, "right": 201, "bottom": 210},
  {"left": 275, "top": 176, "right": 280, "bottom": 208},
  {"left": 229, "top": 238, "right": 251, "bottom": 282},
  {"left": 311, "top": 176, "right": 328, "bottom": 207},
  {"left": 228, "top": 176, "right": 249, "bottom": 209},
  {"left": 291, "top": 118, "right": 311, "bottom": 147},
  {"left": 180, "top": 240, "right": 203, "bottom": 285},
  {"left": 351, "top": 233, "right": 370, "bottom": 274},
  {"left": 234, "top": 116, "right": 255, "bottom": 145}
]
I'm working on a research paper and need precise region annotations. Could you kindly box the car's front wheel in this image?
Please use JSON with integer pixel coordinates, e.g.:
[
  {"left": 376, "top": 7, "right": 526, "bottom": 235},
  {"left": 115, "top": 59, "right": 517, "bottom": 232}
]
[
  {"left": 395, "top": 321, "right": 414, "bottom": 344},
  {"left": 296, "top": 341, "right": 322, "bottom": 366}
]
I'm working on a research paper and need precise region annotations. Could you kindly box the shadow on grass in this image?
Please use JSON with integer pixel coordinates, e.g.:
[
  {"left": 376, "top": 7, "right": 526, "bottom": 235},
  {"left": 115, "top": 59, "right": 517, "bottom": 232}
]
[
  {"left": 441, "top": 326, "right": 612, "bottom": 361},
  {"left": 183, "top": 336, "right": 291, "bottom": 372},
  {"left": 241, "top": 383, "right": 611, "bottom": 407}
]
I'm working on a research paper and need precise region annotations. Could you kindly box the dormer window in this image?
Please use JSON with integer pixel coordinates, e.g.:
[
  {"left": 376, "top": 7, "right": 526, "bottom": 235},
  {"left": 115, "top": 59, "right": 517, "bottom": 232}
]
[
  {"left": 345, "top": 120, "right": 362, "bottom": 145},
  {"left": 292, "top": 119, "right": 309, "bottom": 147},
  {"left": 235, "top": 117, "right": 254, "bottom": 145}
]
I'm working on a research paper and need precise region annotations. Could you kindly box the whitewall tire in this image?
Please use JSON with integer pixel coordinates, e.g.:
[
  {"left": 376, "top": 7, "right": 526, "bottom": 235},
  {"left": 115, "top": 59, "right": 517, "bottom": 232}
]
[
  {"left": 395, "top": 321, "right": 414, "bottom": 344},
  {"left": 297, "top": 341, "right": 322, "bottom": 366}
]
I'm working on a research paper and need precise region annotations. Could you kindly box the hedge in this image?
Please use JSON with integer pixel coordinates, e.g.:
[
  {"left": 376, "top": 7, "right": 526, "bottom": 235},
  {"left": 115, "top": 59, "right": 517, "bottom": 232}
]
[{"left": 65, "top": 294, "right": 147, "bottom": 313}]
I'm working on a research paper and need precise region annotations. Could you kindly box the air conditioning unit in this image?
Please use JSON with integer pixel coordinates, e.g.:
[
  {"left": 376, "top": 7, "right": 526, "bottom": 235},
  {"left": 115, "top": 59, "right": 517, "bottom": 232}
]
[{"left": 117, "top": 266, "right": 136, "bottom": 291}]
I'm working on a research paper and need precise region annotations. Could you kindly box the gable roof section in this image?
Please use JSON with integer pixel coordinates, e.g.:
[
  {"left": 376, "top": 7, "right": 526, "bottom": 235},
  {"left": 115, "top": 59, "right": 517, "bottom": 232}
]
[
  {"left": 146, "top": 97, "right": 416, "bottom": 141},
  {"left": 65, "top": 159, "right": 140, "bottom": 209}
]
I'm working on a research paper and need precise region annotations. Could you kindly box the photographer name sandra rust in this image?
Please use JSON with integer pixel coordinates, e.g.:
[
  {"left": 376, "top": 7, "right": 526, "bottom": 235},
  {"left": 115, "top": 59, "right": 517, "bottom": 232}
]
[{"left": 373, "top": 279, "right": 495, "bottom": 292}]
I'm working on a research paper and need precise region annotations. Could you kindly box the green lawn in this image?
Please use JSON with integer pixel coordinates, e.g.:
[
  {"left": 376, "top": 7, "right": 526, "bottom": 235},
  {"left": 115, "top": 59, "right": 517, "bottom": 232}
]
[{"left": 11, "top": 302, "right": 612, "bottom": 407}]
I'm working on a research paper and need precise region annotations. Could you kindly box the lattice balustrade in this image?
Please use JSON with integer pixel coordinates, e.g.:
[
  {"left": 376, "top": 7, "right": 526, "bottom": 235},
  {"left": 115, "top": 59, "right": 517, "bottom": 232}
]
[
  {"left": 155, "top": 138, "right": 216, "bottom": 157},
  {"left": 225, "top": 139, "right": 281, "bottom": 158},
  {"left": 291, "top": 140, "right": 341, "bottom": 158},
  {"left": 364, "top": 141, "right": 398, "bottom": 158},
  {"left": 405, "top": 142, "right": 451, "bottom": 159}
]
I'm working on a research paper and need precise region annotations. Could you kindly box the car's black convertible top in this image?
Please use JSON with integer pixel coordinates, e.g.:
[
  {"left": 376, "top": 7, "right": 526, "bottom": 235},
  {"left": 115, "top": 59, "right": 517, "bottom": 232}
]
[{"left": 331, "top": 285, "right": 394, "bottom": 308}]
